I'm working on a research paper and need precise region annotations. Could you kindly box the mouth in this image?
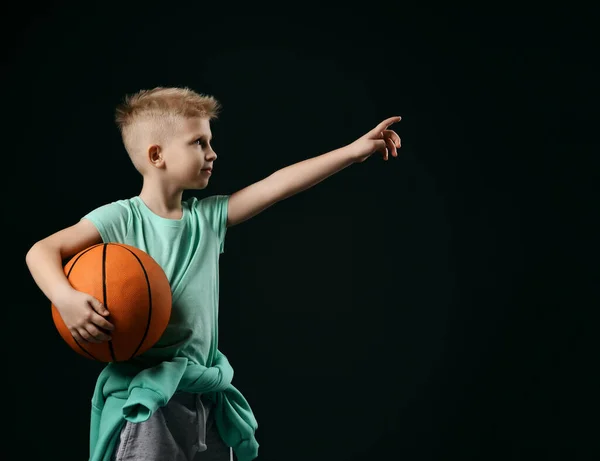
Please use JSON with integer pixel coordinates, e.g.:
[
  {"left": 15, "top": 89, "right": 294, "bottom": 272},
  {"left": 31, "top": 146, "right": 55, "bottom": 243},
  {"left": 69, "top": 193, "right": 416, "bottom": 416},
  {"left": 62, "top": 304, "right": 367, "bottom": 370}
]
[{"left": 201, "top": 168, "right": 212, "bottom": 175}]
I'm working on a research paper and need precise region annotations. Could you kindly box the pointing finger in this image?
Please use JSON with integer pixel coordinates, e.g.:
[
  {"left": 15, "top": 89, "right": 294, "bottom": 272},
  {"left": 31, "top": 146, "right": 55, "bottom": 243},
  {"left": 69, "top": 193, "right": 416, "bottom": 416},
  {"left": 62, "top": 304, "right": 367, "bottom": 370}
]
[{"left": 372, "top": 116, "right": 401, "bottom": 134}]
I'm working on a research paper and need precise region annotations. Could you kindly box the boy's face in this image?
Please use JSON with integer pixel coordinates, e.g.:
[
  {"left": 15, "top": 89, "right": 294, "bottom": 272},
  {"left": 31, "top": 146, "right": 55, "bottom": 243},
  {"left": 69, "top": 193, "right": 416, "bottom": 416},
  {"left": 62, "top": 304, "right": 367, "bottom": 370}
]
[{"left": 162, "top": 116, "right": 216, "bottom": 190}]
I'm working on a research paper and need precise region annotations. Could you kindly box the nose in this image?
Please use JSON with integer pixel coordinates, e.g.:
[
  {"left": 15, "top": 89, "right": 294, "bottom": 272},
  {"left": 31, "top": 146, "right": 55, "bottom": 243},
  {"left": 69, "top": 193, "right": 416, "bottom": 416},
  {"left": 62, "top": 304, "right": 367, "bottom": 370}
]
[{"left": 207, "top": 148, "right": 217, "bottom": 161}]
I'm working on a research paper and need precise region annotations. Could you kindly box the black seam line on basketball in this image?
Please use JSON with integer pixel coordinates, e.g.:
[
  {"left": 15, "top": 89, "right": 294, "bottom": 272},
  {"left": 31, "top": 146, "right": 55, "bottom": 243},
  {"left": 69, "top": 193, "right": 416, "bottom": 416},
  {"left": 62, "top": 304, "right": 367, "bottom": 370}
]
[
  {"left": 66, "top": 244, "right": 104, "bottom": 362},
  {"left": 103, "top": 244, "right": 117, "bottom": 362},
  {"left": 113, "top": 244, "right": 153, "bottom": 360}
]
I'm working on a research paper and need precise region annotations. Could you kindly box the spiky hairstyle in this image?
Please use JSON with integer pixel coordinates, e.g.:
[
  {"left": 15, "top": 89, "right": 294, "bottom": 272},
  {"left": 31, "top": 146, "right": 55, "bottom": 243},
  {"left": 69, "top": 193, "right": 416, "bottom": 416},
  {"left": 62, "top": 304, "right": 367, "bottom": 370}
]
[{"left": 114, "top": 87, "right": 221, "bottom": 171}]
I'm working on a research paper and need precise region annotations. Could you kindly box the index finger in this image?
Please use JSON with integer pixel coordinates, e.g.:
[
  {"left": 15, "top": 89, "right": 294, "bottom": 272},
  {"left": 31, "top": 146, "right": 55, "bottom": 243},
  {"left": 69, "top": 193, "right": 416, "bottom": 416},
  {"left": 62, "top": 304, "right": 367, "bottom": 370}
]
[
  {"left": 91, "top": 312, "right": 115, "bottom": 331},
  {"left": 372, "top": 116, "right": 402, "bottom": 135}
]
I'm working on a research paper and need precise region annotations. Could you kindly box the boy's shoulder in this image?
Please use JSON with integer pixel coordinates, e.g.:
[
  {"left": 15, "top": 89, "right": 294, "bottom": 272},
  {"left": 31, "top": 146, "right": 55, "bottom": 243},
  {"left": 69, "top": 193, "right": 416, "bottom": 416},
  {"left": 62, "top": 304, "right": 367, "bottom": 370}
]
[
  {"left": 184, "top": 194, "right": 229, "bottom": 210},
  {"left": 89, "top": 196, "right": 136, "bottom": 210},
  {"left": 82, "top": 197, "right": 136, "bottom": 243}
]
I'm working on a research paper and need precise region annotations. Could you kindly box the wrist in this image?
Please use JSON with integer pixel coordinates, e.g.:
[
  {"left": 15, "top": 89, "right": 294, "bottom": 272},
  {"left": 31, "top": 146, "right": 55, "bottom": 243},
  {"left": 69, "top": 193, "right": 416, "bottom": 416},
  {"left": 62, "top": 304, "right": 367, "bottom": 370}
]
[
  {"left": 51, "top": 283, "right": 75, "bottom": 307},
  {"left": 342, "top": 142, "right": 361, "bottom": 164}
]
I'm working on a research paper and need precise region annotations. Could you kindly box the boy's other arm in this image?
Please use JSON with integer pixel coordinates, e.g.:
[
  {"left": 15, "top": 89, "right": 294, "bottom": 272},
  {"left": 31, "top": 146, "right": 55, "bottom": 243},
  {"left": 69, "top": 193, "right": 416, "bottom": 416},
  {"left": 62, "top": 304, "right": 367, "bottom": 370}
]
[
  {"left": 25, "top": 219, "right": 114, "bottom": 343},
  {"left": 226, "top": 145, "right": 355, "bottom": 228},
  {"left": 25, "top": 219, "right": 103, "bottom": 305},
  {"left": 226, "top": 115, "right": 402, "bottom": 228}
]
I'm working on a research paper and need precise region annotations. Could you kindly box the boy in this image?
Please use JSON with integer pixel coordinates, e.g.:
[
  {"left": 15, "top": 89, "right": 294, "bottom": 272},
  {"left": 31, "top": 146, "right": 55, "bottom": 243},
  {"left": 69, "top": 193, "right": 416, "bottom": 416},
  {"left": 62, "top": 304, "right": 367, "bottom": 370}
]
[{"left": 25, "top": 86, "right": 401, "bottom": 461}]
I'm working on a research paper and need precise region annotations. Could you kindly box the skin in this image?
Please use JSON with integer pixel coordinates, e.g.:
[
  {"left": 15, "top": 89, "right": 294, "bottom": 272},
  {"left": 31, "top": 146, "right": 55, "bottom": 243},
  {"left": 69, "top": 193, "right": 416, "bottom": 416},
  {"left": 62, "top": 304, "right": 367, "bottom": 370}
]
[
  {"left": 137, "top": 116, "right": 217, "bottom": 219},
  {"left": 25, "top": 114, "right": 402, "bottom": 344},
  {"left": 135, "top": 115, "right": 403, "bottom": 222},
  {"left": 24, "top": 116, "right": 218, "bottom": 344}
]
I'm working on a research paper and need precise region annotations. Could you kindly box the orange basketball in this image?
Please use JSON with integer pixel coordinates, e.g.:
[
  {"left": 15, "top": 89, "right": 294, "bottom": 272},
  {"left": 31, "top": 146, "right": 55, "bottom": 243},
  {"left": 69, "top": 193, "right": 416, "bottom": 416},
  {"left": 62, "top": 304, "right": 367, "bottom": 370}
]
[{"left": 51, "top": 243, "right": 172, "bottom": 362}]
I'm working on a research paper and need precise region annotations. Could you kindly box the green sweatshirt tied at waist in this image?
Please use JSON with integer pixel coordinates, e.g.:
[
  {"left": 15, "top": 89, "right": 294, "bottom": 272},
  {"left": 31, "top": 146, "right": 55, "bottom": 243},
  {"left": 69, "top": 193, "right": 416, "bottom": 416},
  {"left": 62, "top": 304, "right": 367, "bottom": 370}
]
[{"left": 88, "top": 350, "right": 259, "bottom": 461}]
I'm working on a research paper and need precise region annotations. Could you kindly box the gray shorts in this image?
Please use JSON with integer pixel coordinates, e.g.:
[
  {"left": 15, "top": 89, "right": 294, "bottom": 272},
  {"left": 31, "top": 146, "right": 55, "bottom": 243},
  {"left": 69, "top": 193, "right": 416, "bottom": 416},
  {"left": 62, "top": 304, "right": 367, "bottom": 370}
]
[{"left": 112, "top": 392, "right": 234, "bottom": 461}]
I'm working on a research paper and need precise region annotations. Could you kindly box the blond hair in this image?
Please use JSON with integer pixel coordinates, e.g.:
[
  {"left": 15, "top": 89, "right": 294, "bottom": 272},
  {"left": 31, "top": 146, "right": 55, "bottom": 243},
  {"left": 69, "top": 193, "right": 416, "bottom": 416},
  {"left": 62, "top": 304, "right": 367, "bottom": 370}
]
[{"left": 115, "top": 87, "right": 221, "bottom": 172}]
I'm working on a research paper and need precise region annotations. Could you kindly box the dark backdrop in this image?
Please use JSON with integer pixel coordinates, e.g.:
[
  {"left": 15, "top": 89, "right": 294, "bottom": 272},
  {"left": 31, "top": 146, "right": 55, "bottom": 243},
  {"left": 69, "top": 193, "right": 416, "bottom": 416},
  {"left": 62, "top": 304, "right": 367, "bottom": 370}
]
[{"left": 4, "top": 5, "right": 596, "bottom": 461}]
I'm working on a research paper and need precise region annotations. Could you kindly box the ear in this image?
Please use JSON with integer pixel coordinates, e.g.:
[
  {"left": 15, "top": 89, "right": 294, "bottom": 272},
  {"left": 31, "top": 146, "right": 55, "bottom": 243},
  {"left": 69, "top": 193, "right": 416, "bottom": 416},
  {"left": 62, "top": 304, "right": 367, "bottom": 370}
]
[{"left": 148, "top": 145, "right": 166, "bottom": 169}]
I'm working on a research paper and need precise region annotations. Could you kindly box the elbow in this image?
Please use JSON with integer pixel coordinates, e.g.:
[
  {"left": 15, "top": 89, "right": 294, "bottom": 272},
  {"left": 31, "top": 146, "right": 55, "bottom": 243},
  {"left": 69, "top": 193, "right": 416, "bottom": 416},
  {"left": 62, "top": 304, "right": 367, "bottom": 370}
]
[
  {"left": 26, "top": 240, "right": 48, "bottom": 268},
  {"left": 25, "top": 241, "right": 40, "bottom": 267}
]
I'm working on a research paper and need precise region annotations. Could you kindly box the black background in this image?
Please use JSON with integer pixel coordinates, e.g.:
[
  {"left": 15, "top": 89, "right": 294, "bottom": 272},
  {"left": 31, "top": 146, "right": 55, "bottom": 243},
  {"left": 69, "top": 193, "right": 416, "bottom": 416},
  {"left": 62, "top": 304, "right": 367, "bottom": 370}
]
[{"left": 4, "top": 4, "right": 597, "bottom": 461}]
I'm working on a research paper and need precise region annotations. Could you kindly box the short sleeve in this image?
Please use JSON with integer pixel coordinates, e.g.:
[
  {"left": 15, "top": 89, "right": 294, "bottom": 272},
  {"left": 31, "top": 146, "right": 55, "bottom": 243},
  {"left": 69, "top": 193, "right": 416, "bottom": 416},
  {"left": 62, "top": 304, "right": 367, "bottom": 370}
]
[
  {"left": 81, "top": 200, "right": 131, "bottom": 243},
  {"left": 196, "top": 195, "right": 230, "bottom": 254}
]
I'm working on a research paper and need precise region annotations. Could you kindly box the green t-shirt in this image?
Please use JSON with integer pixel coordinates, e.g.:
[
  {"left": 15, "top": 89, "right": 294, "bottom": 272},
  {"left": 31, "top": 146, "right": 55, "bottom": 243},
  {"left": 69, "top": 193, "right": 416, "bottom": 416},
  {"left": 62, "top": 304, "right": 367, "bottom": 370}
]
[{"left": 82, "top": 194, "right": 230, "bottom": 367}]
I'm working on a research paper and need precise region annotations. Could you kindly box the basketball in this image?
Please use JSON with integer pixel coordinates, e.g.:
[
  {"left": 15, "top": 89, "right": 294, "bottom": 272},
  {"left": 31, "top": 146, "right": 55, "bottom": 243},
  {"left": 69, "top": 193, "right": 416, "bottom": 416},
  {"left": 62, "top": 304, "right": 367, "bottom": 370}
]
[{"left": 51, "top": 243, "right": 172, "bottom": 362}]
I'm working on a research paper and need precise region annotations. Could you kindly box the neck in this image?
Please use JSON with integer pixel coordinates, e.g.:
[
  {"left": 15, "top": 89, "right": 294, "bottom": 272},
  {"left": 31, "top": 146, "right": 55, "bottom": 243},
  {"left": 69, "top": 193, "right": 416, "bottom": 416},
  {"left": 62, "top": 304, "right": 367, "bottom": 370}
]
[{"left": 138, "top": 178, "right": 185, "bottom": 219}]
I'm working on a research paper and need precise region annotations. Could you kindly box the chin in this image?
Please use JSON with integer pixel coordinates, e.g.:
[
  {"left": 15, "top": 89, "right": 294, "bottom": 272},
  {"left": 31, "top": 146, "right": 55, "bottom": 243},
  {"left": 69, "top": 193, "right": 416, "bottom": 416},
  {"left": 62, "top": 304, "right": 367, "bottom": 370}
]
[{"left": 193, "top": 181, "right": 209, "bottom": 190}]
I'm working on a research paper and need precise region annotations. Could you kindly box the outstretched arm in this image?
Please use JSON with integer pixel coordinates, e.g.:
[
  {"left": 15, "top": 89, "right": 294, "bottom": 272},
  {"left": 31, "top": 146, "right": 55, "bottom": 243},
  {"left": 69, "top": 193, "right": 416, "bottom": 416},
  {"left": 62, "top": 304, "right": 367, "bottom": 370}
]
[{"left": 226, "top": 116, "right": 402, "bottom": 227}]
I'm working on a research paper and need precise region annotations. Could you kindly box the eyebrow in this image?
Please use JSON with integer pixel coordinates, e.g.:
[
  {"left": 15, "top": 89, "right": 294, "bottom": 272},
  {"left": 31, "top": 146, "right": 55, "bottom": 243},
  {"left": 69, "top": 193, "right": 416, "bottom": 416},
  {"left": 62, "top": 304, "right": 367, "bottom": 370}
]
[{"left": 191, "top": 133, "right": 212, "bottom": 141}]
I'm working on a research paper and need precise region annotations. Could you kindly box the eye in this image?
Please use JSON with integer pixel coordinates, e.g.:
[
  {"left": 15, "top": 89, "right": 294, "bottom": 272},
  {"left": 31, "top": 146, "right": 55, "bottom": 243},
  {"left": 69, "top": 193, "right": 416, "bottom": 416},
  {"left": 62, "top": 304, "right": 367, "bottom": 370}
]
[{"left": 194, "top": 138, "right": 207, "bottom": 147}]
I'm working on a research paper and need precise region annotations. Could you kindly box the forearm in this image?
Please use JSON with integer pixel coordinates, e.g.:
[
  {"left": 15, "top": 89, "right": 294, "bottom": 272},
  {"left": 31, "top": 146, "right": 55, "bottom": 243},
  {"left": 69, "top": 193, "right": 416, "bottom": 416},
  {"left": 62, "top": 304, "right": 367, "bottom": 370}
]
[
  {"left": 25, "top": 242, "right": 73, "bottom": 304},
  {"left": 265, "top": 144, "right": 356, "bottom": 201}
]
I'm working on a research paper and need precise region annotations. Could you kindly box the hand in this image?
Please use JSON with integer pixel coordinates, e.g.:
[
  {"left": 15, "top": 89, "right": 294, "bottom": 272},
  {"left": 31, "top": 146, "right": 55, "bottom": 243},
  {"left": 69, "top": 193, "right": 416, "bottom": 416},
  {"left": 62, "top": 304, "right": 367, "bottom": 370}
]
[
  {"left": 54, "top": 287, "right": 115, "bottom": 344},
  {"left": 348, "top": 116, "right": 402, "bottom": 163}
]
